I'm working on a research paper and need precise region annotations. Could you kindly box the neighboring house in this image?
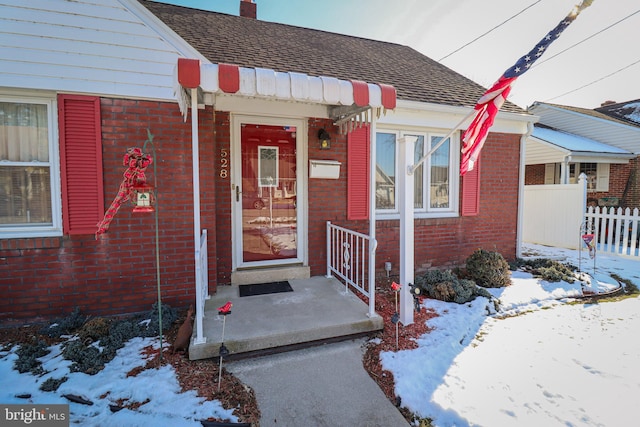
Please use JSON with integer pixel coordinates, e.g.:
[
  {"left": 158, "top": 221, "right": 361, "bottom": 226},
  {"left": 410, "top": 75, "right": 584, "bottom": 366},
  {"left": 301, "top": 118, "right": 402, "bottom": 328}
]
[
  {"left": 525, "top": 101, "right": 640, "bottom": 208},
  {"left": 0, "top": 0, "right": 534, "bottom": 323}
]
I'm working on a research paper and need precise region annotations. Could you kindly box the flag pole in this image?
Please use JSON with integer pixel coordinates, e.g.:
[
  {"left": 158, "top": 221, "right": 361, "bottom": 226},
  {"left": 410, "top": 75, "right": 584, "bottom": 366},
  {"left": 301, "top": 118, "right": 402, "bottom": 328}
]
[
  {"left": 408, "top": 109, "right": 476, "bottom": 175},
  {"left": 458, "top": 0, "right": 595, "bottom": 176}
]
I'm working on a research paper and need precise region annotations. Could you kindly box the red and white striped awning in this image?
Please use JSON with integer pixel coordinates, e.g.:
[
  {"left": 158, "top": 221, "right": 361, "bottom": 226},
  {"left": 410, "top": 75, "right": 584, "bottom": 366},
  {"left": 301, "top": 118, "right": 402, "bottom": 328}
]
[{"left": 176, "top": 58, "right": 396, "bottom": 118}]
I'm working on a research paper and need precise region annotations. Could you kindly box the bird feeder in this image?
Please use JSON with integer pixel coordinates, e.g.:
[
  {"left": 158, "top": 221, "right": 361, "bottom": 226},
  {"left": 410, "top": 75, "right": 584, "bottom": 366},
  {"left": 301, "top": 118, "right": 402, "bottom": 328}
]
[{"left": 131, "top": 182, "right": 155, "bottom": 213}]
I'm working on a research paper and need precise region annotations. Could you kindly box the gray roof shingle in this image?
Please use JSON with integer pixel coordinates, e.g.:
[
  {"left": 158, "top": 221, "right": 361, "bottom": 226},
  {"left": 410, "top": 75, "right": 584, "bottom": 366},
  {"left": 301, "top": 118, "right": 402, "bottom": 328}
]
[
  {"left": 595, "top": 100, "right": 640, "bottom": 127},
  {"left": 140, "top": 0, "right": 524, "bottom": 113}
]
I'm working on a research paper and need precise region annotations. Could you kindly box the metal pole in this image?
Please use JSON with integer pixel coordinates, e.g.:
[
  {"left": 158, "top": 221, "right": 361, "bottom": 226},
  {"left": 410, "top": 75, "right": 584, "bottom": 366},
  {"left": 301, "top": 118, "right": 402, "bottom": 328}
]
[
  {"left": 368, "top": 113, "right": 378, "bottom": 318},
  {"left": 143, "top": 130, "right": 163, "bottom": 363}
]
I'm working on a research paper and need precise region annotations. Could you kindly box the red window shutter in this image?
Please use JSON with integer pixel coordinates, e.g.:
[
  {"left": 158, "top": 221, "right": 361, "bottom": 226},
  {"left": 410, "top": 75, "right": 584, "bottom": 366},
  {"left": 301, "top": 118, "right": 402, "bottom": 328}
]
[
  {"left": 58, "top": 94, "right": 104, "bottom": 235},
  {"left": 347, "top": 125, "right": 370, "bottom": 220},
  {"left": 461, "top": 155, "right": 480, "bottom": 216}
]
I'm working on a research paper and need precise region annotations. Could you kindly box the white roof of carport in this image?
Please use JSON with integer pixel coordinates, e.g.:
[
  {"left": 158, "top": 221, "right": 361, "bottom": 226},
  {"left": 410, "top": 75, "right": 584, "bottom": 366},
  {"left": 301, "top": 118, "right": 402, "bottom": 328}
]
[{"left": 526, "top": 126, "right": 634, "bottom": 164}]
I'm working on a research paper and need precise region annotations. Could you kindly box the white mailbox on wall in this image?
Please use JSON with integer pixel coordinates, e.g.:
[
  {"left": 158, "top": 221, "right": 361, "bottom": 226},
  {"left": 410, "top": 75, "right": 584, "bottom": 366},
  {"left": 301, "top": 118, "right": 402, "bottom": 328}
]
[{"left": 309, "top": 159, "right": 341, "bottom": 179}]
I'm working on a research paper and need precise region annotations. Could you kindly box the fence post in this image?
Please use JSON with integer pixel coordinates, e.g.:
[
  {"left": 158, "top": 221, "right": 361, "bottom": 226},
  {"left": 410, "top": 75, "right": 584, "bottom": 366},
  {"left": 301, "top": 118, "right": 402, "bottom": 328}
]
[
  {"left": 326, "top": 221, "right": 332, "bottom": 278},
  {"left": 578, "top": 173, "right": 587, "bottom": 213}
]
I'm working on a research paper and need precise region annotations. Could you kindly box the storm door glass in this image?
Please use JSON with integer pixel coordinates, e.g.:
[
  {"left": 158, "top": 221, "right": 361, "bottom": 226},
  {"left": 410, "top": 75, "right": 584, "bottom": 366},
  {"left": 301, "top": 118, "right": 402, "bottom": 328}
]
[{"left": 240, "top": 124, "right": 297, "bottom": 263}]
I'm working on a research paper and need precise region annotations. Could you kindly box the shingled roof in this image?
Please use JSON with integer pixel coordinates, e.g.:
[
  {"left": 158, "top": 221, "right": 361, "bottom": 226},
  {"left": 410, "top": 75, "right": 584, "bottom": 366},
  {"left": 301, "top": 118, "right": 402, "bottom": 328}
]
[
  {"left": 140, "top": 0, "right": 524, "bottom": 114},
  {"left": 595, "top": 100, "right": 640, "bottom": 127}
]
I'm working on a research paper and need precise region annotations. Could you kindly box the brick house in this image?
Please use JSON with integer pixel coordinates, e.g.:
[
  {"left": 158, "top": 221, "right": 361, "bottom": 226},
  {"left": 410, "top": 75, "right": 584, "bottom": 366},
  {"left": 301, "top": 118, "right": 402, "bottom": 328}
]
[
  {"left": 0, "top": 0, "right": 534, "bottom": 323},
  {"left": 525, "top": 101, "right": 640, "bottom": 208}
]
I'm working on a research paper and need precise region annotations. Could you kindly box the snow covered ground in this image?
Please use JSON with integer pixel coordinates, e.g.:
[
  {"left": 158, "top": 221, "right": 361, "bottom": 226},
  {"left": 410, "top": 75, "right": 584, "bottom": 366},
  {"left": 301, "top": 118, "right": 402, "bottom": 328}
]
[
  {"left": 0, "top": 337, "right": 236, "bottom": 426},
  {"left": 382, "top": 243, "right": 640, "bottom": 426},
  {"left": 1, "top": 243, "right": 638, "bottom": 426}
]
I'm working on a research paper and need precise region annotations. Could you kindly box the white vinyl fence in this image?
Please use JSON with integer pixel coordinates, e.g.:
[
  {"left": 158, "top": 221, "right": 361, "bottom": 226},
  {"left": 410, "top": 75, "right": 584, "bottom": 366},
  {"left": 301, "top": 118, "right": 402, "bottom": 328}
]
[
  {"left": 522, "top": 176, "right": 587, "bottom": 250},
  {"left": 585, "top": 207, "right": 640, "bottom": 258},
  {"left": 523, "top": 174, "right": 640, "bottom": 258}
]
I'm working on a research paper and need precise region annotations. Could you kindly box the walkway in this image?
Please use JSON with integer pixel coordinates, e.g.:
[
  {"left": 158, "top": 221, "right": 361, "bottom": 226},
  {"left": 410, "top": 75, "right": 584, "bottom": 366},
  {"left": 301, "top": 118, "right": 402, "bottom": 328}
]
[{"left": 227, "top": 338, "right": 410, "bottom": 427}]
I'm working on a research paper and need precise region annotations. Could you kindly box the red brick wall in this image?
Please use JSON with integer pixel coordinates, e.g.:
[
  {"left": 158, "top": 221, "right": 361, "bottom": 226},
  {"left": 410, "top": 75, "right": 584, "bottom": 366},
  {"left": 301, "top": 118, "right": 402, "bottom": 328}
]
[
  {"left": 374, "top": 132, "right": 521, "bottom": 276},
  {"left": 1, "top": 105, "right": 523, "bottom": 323},
  {"left": 626, "top": 157, "right": 640, "bottom": 208},
  {"left": 525, "top": 164, "right": 545, "bottom": 185},
  {"left": 0, "top": 99, "right": 217, "bottom": 324},
  {"left": 305, "top": 120, "right": 521, "bottom": 278},
  {"left": 587, "top": 163, "right": 631, "bottom": 206}
]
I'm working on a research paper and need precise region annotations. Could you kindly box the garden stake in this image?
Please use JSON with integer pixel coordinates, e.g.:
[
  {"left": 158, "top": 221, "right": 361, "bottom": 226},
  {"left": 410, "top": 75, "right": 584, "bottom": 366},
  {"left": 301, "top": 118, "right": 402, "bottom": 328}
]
[
  {"left": 217, "top": 301, "right": 232, "bottom": 392},
  {"left": 391, "top": 282, "right": 401, "bottom": 351},
  {"left": 143, "top": 130, "right": 164, "bottom": 364}
]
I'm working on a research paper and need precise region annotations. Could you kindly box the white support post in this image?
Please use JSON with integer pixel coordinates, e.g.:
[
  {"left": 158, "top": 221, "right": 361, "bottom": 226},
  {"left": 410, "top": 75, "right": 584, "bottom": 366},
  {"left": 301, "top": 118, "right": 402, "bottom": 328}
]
[
  {"left": 398, "top": 136, "right": 416, "bottom": 326},
  {"left": 191, "top": 88, "right": 205, "bottom": 345},
  {"left": 368, "top": 113, "right": 378, "bottom": 318}
]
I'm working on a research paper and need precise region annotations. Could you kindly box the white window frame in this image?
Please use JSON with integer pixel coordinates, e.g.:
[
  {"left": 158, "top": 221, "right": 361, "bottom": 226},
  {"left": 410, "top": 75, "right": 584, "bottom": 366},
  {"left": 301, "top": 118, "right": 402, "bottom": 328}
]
[
  {"left": 0, "top": 94, "right": 62, "bottom": 238},
  {"left": 257, "top": 145, "right": 279, "bottom": 188},
  {"left": 550, "top": 161, "right": 610, "bottom": 192},
  {"left": 375, "top": 128, "right": 460, "bottom": 219}
]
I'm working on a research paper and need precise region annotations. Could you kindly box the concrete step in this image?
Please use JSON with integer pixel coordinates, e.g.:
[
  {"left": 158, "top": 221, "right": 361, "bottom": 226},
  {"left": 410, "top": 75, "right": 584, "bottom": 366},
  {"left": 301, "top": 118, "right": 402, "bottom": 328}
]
[{"left": 188, "top": 276, "right": 382, "bottom": 361}]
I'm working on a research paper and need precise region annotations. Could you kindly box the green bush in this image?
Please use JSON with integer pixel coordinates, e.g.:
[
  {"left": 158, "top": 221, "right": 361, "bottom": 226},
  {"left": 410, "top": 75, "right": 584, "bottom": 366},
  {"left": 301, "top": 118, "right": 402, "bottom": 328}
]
[
  {"left": 14, "top": 340, "right": 50, "bottom": 375},
  {"left": 78, "top": 317, "right": 111, "bottom": 343},
  {"left": 512, "top": 258, "right": 576, "bottom": 283},
  {"left": 32, "top": 303, "right": 178, "bottom": 376},
  {"left": 40, "top": 376, "right": 68, "bottom": 392},
  {"left": 415, "top": 269, "right": 492, "bottom": 304},
  {"left": 40, "top": 307, "right": 87, "bottom": 338},
  {"left": 465, "top": 249, "right": 511, "bottom": 288}
]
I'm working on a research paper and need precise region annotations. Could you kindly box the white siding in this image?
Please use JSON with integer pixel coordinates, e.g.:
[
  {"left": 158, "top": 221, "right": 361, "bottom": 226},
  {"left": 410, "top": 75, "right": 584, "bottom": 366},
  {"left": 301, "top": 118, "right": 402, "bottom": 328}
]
[
  {"left": 0, "top": 0, "right": 195, "bottom": 100},
  {"left": 525, "top": 138, "right": 568, "bottom": 165},
  {"left": 530, "top": 104, "right": 640, "bottom": 155}
]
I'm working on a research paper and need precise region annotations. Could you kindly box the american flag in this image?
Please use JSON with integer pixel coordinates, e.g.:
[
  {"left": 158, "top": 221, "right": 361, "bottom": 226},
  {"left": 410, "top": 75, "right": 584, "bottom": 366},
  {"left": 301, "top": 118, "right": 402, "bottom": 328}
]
[{"left": 460, "top": 0, "right": 594, "bottom": 176}]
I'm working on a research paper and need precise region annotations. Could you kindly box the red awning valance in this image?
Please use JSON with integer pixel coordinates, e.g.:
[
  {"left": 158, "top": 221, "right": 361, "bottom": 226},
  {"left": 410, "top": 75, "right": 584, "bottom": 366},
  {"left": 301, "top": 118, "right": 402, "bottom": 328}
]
[{"left": 177, "top": 58, "right": 396, "bottom": 113}]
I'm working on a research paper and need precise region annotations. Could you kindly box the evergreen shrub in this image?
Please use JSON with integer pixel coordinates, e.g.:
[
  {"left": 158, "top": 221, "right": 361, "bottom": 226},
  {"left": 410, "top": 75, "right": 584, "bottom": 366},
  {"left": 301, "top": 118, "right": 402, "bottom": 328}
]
[
  {"left": 415, "top": 269, "right": 492, "bottom": 304},
  {"left": 465, "top": 249, "right": 511, "bottom": 288}
]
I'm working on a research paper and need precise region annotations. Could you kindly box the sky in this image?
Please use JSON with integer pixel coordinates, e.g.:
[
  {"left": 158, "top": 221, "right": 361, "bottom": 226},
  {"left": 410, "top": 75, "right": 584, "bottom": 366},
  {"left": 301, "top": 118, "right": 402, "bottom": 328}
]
[
  {"left": 2, "top": 243, "right": 639, "bottom": 425},
  {"left": 158, "top": 0, "right": 639, "bottom": 110}
]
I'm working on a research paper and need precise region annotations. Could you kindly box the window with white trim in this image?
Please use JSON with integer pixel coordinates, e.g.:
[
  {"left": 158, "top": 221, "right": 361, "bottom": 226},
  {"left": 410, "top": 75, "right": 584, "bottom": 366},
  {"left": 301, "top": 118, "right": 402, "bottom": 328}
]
[
  {"left": 375, "top": 130, "right": 459, "bottom": 217},
  {"left": 545, "top": 162, "right": 610, "bottom": 192},
  {"left": 0, "top": 96, "right": 61, "bottom": 237}
]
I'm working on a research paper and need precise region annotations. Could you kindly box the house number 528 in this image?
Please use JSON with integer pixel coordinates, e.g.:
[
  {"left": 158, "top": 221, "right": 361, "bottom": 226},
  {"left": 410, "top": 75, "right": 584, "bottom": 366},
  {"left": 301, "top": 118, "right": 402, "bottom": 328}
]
[{"left": 220, "top": 148, "right": 228, "bottom": 178}]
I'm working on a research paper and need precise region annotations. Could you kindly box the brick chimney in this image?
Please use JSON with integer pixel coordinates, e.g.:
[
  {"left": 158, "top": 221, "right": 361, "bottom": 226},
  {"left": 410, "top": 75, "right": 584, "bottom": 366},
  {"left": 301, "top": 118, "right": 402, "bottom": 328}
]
[
  {"left": 240, "top": 0, "right": 257, "bottom": 19},
  {"left": 600, "top": 100, "right": 617, "bottom": 107}
]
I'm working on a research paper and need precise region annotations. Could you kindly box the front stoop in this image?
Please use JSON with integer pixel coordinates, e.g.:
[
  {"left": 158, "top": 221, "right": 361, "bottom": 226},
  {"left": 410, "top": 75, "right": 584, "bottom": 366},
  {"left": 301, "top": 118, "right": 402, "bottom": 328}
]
[
  {"left": 230, "top": 265, "right": 310, "bottom": 285},
  {"left": 188, "top": 276, "right": 382, "bottom": 361}
]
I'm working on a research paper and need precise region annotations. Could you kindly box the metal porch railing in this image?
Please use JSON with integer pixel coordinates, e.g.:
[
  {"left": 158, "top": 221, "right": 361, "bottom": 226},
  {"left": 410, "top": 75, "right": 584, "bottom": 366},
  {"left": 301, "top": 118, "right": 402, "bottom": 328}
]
[
  {"left": 193, "top": 229, "right": 209, "bottom": 345},
  {"left": 326, "top": 221, "right": 378, "bottom": 318}
]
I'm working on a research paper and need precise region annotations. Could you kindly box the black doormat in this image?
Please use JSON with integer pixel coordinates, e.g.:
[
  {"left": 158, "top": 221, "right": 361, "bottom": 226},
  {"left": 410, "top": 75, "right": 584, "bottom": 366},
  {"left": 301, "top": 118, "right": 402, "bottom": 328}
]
[{"left": 239, "top": 281, "right": 293, "bottom": 297}]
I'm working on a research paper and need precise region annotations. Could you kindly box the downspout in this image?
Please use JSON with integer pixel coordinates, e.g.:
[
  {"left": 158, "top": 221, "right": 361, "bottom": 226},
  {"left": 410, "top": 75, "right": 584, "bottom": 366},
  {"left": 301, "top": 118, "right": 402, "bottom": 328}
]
[
  {"left": 516, "top": 121, "right": 534, "bottom": 258},
  {"left": 368, "top": 112, "right": 378, "bottom": 318}
]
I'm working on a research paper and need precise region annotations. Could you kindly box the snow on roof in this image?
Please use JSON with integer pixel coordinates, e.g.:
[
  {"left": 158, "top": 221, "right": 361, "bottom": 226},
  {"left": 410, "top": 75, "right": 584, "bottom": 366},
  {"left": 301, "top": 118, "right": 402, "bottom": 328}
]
[
  {"left": 620, "top": 101, "right": 640, "bottom": 124},
  {"left": 532, "top": 126, "right": 632, "bottom": 154}
]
